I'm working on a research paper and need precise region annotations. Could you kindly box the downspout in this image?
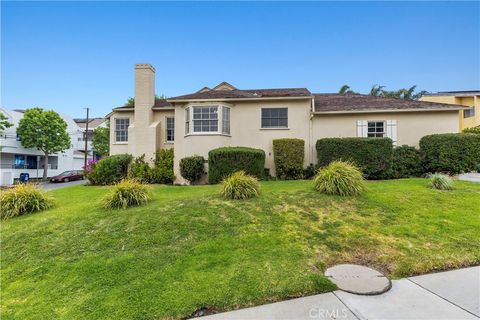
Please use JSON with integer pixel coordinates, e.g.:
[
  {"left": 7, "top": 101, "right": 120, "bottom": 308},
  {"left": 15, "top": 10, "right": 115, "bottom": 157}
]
[{"left": 309, "top": 97, "right": 314, "bottom": 166}]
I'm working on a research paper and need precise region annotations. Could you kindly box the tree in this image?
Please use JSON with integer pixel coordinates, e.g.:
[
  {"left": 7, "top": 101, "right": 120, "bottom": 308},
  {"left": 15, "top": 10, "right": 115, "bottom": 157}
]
[
  {"left": 369, "top": 85, "right": 426, "bottom": 100},
  {"left": 125, "top": 94, "right": 167, "bottom": 106},
  {"left": 17, "top": 108, "right": 71, "bottom": 179},
  {"left": 369, "top": 85, "right": 385, "bottom": 97},
  {"left": 338, "top": 85, "right": 356, "bottom": 94},
  {"left": 92, "top": 126, "right": 110, "bottom": 157},
  {"left": 0, "top": 111, "right": 13, "bottom": 132}
]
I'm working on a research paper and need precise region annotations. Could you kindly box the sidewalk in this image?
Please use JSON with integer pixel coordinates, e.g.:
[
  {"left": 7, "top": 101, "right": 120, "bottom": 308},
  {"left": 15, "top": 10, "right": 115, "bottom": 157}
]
[{"left": 199, "top": 266, "right": 480, "bottom": 320}]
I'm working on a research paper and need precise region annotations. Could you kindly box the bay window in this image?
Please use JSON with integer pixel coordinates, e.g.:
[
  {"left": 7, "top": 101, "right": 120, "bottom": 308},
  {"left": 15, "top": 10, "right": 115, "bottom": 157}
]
[{"left": 185, "top": 105, "right": 230, "bottom": 135}]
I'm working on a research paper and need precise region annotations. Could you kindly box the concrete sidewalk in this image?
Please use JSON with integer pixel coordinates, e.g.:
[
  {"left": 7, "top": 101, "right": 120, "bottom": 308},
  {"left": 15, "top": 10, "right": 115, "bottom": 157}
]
[{"left": 199, "top": 266, "right": 480, "bottom": 320}]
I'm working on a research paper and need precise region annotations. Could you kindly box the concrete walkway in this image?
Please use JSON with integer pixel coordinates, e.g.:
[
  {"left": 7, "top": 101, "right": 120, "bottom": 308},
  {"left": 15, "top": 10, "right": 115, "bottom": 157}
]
[
  {"left": 199, "top": 266, "right": 480, "bottom": 320},
  {"left": 39, "top": 179, "right": 87, "bottom": 191}
]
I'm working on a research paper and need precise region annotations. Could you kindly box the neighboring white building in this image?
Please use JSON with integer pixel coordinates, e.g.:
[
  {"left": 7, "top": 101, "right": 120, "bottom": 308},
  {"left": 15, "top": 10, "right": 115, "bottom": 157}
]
[
  {"left": 0, "top": 108, "right": 87, "bottom": 185},
  {"left": 73, "top": 117, "right": 108, "bottom": 159}
]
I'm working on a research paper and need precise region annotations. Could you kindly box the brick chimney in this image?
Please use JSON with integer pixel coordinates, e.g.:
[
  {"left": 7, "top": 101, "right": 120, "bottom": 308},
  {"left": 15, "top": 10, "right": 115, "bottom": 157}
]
[{"left": 132, "top": 63, "right": 157, "bottom": 158}]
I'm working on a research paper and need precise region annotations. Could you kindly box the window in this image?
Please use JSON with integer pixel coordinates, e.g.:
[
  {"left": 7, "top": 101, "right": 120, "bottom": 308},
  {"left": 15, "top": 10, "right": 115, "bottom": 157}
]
[
  {"left": 222, "top": 107, "right": 230, "bottom": 134},
  {"left": 367, "top": 121, "right": 385, "bottom": 137},
  {"left": 185, "top": 105, "right": 230, "bottom": 135},
  {"left": 464, "top": 107, "right": 475, "bottom": 118},
  {"left": 14, "top": 155, "right": 25, "bottom": 169},
  {"left": 115, "top": 118, "right": 130, "bottom": 142},
  {"left": 261, "top": 108, "right": 288, "bottom": 128},
  {"left": 166, "top": 117, "right": 175, "bottom": 142},
  {"left": 193, "top": 106, "right": 218, "bottom": 132}
]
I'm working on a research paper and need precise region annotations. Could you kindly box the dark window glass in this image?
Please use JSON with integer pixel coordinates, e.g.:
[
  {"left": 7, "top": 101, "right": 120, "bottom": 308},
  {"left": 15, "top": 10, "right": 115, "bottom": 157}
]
[{"left": 261, "top": 108, "right": 288, "bottom": 128}]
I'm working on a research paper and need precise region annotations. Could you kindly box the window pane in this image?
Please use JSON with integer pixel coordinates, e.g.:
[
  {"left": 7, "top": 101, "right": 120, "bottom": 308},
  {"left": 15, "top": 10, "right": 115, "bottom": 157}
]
[{"left": 261, "top": 108, "right": 288, "bottom": 128}]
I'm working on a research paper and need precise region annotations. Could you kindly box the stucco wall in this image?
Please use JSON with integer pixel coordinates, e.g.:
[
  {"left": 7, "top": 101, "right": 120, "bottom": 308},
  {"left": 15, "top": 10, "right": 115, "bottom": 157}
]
[
  {"left": 109, "top": 110, "right": 174, "bottom": 158},
  {"left": 109, "top": 111, "right": 134, "bottom": 155},
  {"left": 173, "top": 99, "right": 312, "bottom": 183}
]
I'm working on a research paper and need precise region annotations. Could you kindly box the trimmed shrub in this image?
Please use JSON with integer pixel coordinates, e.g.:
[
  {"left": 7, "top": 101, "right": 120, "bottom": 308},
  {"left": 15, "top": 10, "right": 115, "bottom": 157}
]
[
  {"left": 220, "top": 171, "right": 260, "bottom": 200},
  {"left": 313, "top": 161, "right": 366, "bottom": 196},
  {"left": 463, "top": 126, "right": 480, "bottom": 134},
  {"left": 0, "top": 184, "right": 54, "bottom": 219},
  {"left": 87, "top": 154, "right": 133, "bottom": 185},
  {"left": 392, "top": 145, "right": 423, "bottom": 178},
  {"left": 273, "top": 138, "right": 305, "bottom": 180},
  {"left": 102, "top": 179, "right": 151, "bottom": 209},
  {"left": 420, "top": 133, "right": 480, "bottom": 174},
  {"left": 316, "top": 138, "right": 393, "bottom": 179},
  {"left": 208, "top": 147, "right": 265, "bottom": 184},
  {"left": 428, "top": 173, "right": 454, "bottom": 190},
  {"left": 180, "top": 155, "right": 205, "bottom": 184},
  {"left": 153, "top": 149, "right": 175, "bottom": 184},
  {"left": 128, "top": 155, "right": 153, "bottom": 183},
  {"left": 303, "top": 164, "right": 316, "bottom": 180}
]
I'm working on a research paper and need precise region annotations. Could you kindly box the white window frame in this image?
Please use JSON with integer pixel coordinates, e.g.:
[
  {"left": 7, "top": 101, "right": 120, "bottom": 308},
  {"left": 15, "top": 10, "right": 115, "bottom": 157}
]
[
  {"left": 165, "top": 116, "right": 175, "bottom": 143},
  {"left": 261, "top": 107, "right": 288, "bottom": 129},
  {"left": 184, "top": 104, "right": 231, "bottom": 136},
  {"left": 114, "top": 117, "right": 130, "bottom": 143}
]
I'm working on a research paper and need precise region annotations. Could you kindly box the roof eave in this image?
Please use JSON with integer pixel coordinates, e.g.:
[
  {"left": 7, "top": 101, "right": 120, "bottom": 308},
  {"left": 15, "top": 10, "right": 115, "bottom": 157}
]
[{"left": 312, "top": 107, "right": 467, "bottom": 114}]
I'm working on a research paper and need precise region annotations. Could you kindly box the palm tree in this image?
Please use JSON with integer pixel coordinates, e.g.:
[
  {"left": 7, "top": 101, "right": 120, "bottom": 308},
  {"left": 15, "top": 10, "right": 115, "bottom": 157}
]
[
  {"left": 369, "top": 85, "right": 385, "bottom": 97},
  {"left": 339, "top": 85, "right": 355, "bottom": 94}
]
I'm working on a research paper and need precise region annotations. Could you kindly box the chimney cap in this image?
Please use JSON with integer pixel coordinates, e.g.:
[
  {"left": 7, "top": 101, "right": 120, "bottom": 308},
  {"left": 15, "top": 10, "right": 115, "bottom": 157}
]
[{"left": 135, "top": 63, "right": 155, "bottom": 72}]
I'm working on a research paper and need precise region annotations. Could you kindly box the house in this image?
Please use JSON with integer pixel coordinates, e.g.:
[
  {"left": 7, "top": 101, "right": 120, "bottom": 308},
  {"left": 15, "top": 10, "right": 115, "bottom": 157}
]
[
  {"left": 108, "top": 64, "right": 466, "bottom": 184},
  {"left": 73, "top": 117, "right": 108, "bottom": 159},
  {"left": 0, "top": 108, "right": 86, "bottom": 185},
  {"left": 420, "top": 91, "right": 479, "bottom": 130}
]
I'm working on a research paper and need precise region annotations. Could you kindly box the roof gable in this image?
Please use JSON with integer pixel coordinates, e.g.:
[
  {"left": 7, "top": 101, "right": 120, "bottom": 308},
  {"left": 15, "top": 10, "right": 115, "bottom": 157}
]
[{"left": 212, "top": 81, "right": 237, "bottom": 91}]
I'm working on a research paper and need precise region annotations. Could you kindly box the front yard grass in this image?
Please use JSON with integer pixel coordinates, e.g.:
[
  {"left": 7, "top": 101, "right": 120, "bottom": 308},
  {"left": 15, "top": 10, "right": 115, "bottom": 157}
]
[{"left": 1, "top": 179, "right": 479, "bottom": 319}]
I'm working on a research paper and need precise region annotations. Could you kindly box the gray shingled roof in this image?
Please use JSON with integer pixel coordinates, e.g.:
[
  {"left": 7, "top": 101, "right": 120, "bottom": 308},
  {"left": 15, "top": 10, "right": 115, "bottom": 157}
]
[
  {"left": 113, "top": 98, "right": 173, "bottom": 111},
  {"left": 168, "top": 88, "right": 312, "bottom": 101},
  {"left": 313, "top": 93, "right": 467, "bottom": 112}
]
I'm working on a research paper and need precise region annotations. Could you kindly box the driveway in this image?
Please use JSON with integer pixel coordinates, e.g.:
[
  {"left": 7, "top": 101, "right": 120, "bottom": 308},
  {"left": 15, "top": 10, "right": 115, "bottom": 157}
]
[
  {"left": 459, "top": 173, "right": 480, "bottom": 183},
  {"left": 40, "top": 179, "right": 88, "bottom": 191},
  {"left": 199, "top": 266, "right": 480, "bottom": 320}
]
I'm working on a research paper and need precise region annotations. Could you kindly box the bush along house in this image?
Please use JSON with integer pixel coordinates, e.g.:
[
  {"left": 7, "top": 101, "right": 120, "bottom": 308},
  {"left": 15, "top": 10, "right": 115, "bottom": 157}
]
[{"left": 107, "top": 64, "right": 467, "bottom": 184}]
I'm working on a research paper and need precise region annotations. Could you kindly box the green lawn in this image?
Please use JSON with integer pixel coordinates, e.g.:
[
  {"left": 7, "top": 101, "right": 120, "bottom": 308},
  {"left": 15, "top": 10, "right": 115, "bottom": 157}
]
[{"left": 1, "top": 179, "right": 479, "bottom": 319}]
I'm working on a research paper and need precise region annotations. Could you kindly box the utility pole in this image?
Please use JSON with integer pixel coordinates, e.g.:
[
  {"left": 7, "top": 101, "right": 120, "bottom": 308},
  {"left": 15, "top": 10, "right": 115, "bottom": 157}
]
[{"left": 84, "top": 107, "right": 89, "bottom": 170}]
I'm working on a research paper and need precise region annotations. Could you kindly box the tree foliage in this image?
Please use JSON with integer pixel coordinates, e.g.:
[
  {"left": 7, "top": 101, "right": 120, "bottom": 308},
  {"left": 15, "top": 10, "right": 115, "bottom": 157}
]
[
  {"left": 0, "top": 111, "right": 13, "bottom": 132},
  {"left": 16, "top": 108, "right": 71, "bottom": 178},
  {"left": 92, "top": 126, "right": 110, "bottom": 157},
  {"left": 125, "top": 94, "right": 167, "bottom": 106},
  {"left": 340, "top": 85, "right": 426, "bottom": 100}
]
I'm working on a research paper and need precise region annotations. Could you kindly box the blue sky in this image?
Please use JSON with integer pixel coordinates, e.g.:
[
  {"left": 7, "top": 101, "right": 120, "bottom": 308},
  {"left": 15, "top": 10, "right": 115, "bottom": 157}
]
[{"left": 2, "top": 1, "right": 479, "bottom": 118}]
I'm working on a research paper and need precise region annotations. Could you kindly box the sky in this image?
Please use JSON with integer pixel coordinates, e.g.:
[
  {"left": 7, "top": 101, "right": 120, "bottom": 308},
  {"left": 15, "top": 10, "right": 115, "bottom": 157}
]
[{"left": 1, "top": 1, "right": 479, "bottom": 118}]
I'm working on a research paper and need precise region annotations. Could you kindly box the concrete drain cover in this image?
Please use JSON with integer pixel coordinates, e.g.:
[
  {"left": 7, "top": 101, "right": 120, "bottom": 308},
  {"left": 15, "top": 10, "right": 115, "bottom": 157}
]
[{"left": 325, "top": 264, "right": 391, "bottom": 295}]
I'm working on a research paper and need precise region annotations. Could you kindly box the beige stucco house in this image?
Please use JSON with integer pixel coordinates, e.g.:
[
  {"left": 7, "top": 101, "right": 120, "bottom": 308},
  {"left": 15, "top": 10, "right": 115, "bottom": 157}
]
[{"left": 108, "top": 64, "right": 466, "bottom": 184}]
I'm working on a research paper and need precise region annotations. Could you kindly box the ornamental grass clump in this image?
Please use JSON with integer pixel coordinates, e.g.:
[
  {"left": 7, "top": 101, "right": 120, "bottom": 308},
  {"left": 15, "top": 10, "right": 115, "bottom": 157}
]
[
  {"left": 102, "top": 179, "right": 151, "bottom": 209},
  {"left": 313, "top": 161, "right": 366, "bottom": 196},
  {"left": 0, "top": 183, "right": 54, "bottom": 219},
  {"left": 428, "top": 173, "right": 454, "bottom": 190},
  {"left": 220, "top": 171, "right": 260, "bottom": 200}
]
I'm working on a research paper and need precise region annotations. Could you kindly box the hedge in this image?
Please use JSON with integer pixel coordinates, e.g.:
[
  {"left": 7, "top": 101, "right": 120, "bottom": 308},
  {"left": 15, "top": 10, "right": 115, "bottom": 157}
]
[
  {"left": 419, "top": 133, "right": 480, "bottom": 174},
  {"left": 153, "top": 149, "right": 175, "bottom": 184},
  {"left": 208, "top": 147, "right": 265, "bottom": 184},
  {"left": 180, "top": 155, "right": 205, "bottom": 184},
  {"left": 391, "top": 145, "right": 423, "bottom": 178},
  {"left": 273, "top": 138, "right": 305, "bottom": 180},
  {"left": 87, "top": 154, "right": 133, "bottom": 185},
  {"left": 316, "top": 137, "right": 393, "bottom": 179}
]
